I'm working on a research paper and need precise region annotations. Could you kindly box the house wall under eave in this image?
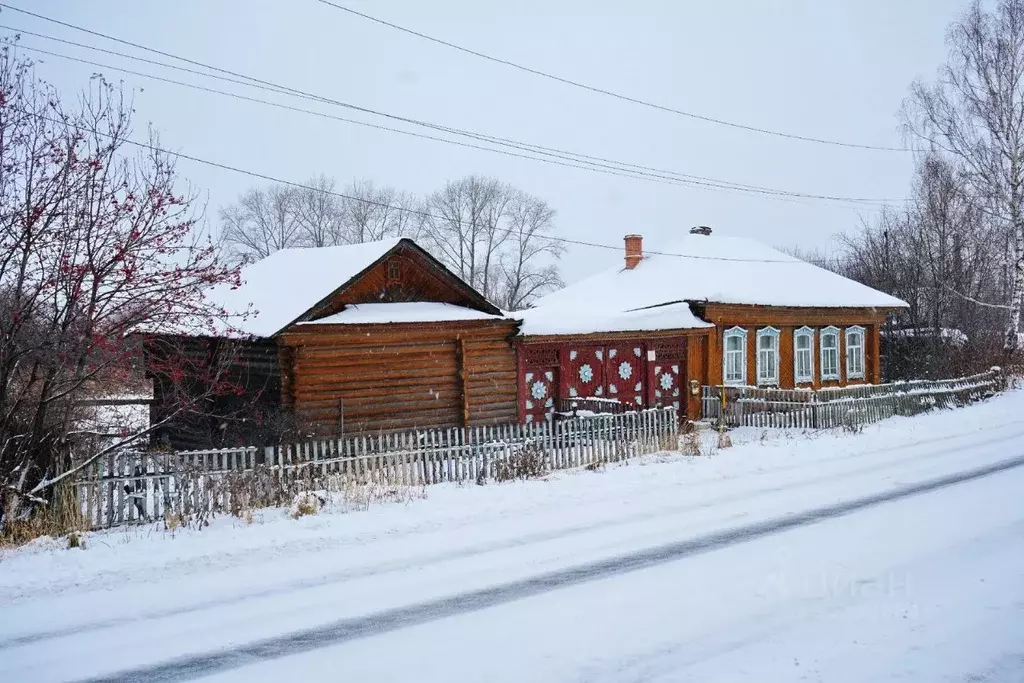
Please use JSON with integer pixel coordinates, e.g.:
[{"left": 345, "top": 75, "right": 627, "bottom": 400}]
[
  {"left": 697, "top": 303, "right": 890, "bottom": 389},
  {"left": 515, "top": 328, "right": 712, "bottom": 422},
  {"left": 276, "top": 319, "right": 519, "bottom": 435}
]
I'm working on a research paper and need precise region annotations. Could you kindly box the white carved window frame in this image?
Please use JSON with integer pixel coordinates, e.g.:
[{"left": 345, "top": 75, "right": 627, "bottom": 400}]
[
  {"left": 845, "top": 325, "right": 866, "bottom": 380},
  {"left": 722, "top": 326, "right": 747, "bottom": 386},
  {"left": 820, "top": 326, "right": 841, "bottom": 381},
  {"left": 793, "top": 326, "right": 815, "bottom": 385},
  {"left": 756, "top": 326, "right": 781, "bottom": 387}
]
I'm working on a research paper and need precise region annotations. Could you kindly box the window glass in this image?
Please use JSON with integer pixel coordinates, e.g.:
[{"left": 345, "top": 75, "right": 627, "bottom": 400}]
[
  {"left": 794, "top": 331, "right": 813, "bottom": 383},
  {"left": 756, "top": 329, "right": 779, "bottom": 386},
  {"left": 821, "top": 329, "right": 839, "bottom": 380},
  {"left": 723, "top": 330, "right": 746, "bottom": 385},
  {"left": 846, "top": 328, "right": 864, "bottom": 378}
]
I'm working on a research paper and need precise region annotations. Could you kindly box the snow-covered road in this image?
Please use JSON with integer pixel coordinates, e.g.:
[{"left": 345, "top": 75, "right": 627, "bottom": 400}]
[{"left": 2, "top": 392, "right": 1024, "bottom": 682}]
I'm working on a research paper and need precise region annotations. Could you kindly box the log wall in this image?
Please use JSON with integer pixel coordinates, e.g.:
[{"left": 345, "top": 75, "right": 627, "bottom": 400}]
[
  {"left": 697, "top": 304, "right": 888, "bottom": 388},
  {"left": 278, "top": 320, "right": 519, "bottom": 434}
]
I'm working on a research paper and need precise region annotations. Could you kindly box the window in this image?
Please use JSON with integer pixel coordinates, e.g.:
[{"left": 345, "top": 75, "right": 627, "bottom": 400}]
[
  {"left": 820, "top": 326, "right": 840, "bottom": 381},
  {"left": 386, "top": 257, "right": 402, "bottom": 281},
  {"left": 723, "top": 327, "right": 747, "bottom": 385},
  {"left": 794, "top": 327, "right": 815, "bottom": 384},
  {"left": 846, "top": 325, "right": 866, "bottom": 379},
  {"left": 756, "top": 327, "right": 781, "bottom": 386}
]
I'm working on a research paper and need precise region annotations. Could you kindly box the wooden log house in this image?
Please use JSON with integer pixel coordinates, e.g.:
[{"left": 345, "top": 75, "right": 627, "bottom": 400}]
[
  {"left": 148, "top": 238, "right": 519, "bottom": 448},
  {"left": 513, "top": 228, "right": 908, "bottom": 422}
]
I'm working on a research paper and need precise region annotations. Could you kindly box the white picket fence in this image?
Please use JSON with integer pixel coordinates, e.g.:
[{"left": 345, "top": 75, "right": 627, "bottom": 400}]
[
  {"left": 701, "top": 368, "right": 1003, "bottom": 429},
  {"left": 71, "top": 407, "right": 679, "bottom": 529}
]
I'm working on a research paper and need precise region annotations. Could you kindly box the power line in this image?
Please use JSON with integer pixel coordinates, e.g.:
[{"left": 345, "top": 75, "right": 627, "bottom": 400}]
[
  {"left": 8, "top": 42, "right": 893, "bottom": 209},
  {"left": 313, "top": 0, "right": 912, "bottom": 153},
  {"left": 11, "top": 104, "right": 800, "bottom": 264},
  {"left": 10, "top": 43, "right": 699, "bottom": 193},
  {"left": 13, "top": 41, "right": 897, "bottom": 211},
  {"left": 1, "top": 22, "right": 897, "bottom": 206},
  {"left": 6, "top": 25, "right": 812, "bottom": 198},
  {"left": 0, "top": 8, "right": 904, "bottom": 208}
]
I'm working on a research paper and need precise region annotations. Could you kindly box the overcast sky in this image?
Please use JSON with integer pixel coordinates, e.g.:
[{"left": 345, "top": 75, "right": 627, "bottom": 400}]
[{"left": 3, "top": 0, "right": 967, "bottom": 283}]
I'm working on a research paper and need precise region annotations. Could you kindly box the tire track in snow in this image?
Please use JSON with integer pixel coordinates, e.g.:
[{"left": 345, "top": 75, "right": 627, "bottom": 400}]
[
  {"left": 7, "top": 425, "right": 1024, "bottom": 650},
  {"left": 74, "top": 454, "right": 1024, "bottom": 683}
]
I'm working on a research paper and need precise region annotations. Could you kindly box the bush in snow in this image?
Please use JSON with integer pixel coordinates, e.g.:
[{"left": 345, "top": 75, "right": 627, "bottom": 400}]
[
  {"left": 291, "top": 491, "right": 325, "bottom": 519},
  {"left": 1, "top": 481, "right": 88, "bottom": 546},
  {"left": 680, "top": 430, "right": 702, "bottom": 456},
  {"left": 494, "top": 443, "right": 548, "bottom": 483}
]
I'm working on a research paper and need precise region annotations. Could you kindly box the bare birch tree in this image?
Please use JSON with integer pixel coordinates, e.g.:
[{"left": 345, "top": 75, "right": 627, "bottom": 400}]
[{"left": 904, "top": 0, "right": 1024, "bottom": 352}]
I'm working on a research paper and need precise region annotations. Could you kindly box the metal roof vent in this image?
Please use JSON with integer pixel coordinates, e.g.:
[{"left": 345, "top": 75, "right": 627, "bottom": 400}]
[{"left": 690, "top": 225, "right": 712, "bottom": 236}]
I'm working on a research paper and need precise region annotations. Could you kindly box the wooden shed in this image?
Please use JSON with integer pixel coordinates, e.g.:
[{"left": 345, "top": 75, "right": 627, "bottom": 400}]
[{"left": 149, "top": 238, "right": 519, "bottom": 448}]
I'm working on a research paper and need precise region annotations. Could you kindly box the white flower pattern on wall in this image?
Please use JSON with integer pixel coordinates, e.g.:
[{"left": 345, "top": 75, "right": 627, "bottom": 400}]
[
  {"left": 618, "top": 361, "right": 633, "bottom": 380},
  {"left": 531, "top": 381, "right": 548, "bottom": 400},
  {"left": 578, "top": 364, "right": 594, "bottom": 383},
  {"left": 660, "top": 372, "right": 674, "bottom": 391}
]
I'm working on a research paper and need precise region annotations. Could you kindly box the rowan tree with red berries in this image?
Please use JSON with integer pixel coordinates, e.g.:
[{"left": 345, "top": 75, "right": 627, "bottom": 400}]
[{"left": 0, "top": 45, "right": 245, "bottom": 531}]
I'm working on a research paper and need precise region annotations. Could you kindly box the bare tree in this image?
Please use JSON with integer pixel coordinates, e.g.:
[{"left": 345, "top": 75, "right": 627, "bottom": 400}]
[
  {"left": 840, "top": 156, "right": 1007, "bottom": 376},
  {"left": 495, "top": 191, "right": 565, "bottom": 310},
  {"left": 293, "top": 174, "right": 345, "bottom": 247},
  {"left": 340, "top": 179, "right": 420, "bottom": 244},
  {"left": 0, "top": 47, "right": 244, "bottom": 531},
  {"left": 775, "top": 245, "right": 845, "bottom": 273},
  {"left": 219, "top": 185, "right": 300, "bottom": 261},
  {"left": 221, "top": 177, "right": 422, "bottom": 257},
  {"left": 219, "top": 173, "right": 565, "bottom": 308},
  {"left": 421, "top": 176, "right": 514, "bottom": 300},
  {"left": 904, "top": 0, "right": 1024, "bottom": 352}
]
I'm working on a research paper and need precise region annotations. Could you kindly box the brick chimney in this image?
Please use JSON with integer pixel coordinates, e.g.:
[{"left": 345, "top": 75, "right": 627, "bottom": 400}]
[{"left": 624, "top": 234, "right": 643, "bottom": 269}]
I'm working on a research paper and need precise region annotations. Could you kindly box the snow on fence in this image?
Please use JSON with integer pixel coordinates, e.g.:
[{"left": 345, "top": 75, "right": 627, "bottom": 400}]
[
  {"left": 70, "top": 407, "right": 679, "bottom": 530},
  {"left": 555, "top": 396, "right": 636, "bottom": 415},
  {"left": 701, "top": 368, "right": 1003, "bottom": 430}
]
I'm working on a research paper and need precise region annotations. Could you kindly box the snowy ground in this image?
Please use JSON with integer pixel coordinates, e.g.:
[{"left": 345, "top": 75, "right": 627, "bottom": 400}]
[{"left": 2, "top": 392, "right": 1024, "bottom": 682}]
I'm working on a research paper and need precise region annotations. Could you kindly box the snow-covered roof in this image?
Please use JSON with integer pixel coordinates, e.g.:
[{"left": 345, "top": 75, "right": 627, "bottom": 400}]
[
  {"left": 300, "top": 302, "right": 506, "bottom": 325},
  {"left": 205, "top": 238, "right": 404, "bottom": 337},
  {"left": 516, "top": 233, "right": 907, "bottom": 337},
  {"left": 515, "top": 301, "right": 712, "bottom": 337},
  {"left": 524, "top": 234, "right": 907, "bottom": 335}
]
